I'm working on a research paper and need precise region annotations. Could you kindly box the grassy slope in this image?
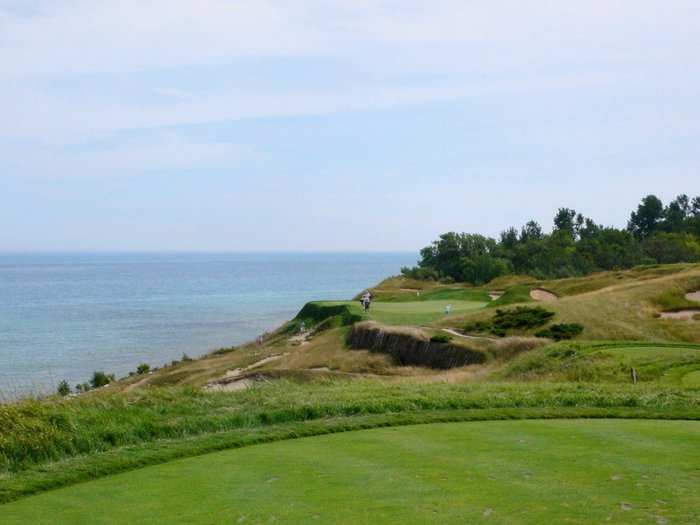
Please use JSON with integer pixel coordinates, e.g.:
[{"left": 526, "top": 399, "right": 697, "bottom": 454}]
[
  {"left": 444, "top": 264, "right": 700, "bottom": 342},
  {"left": 500, "top": 341, "right": 700, "bottom": 386},
  {"left": 3, "top": 419, "right": 699, "bottom": 524}
]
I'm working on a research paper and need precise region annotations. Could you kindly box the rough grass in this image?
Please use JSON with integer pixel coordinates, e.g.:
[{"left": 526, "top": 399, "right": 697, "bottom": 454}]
[
  {"left": 2, "top": 380, "right": 700, "bottom": 502},
  {"left": 450, "top": 265, "right": 700, "bottom": 342},
  {"left": 3, "top": 419, "right": 699, "bottom": 524},
  {"left": 499, "top": 341, "right": 700, "bottom": 385}
]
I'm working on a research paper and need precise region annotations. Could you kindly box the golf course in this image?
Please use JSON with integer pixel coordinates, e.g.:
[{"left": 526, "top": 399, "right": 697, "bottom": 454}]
[
  {"left": 2, "top": 262, "right": 700, "bottom": 523},
  {"left": 2, "top": 419, "right": 698, "bottom": 524}
]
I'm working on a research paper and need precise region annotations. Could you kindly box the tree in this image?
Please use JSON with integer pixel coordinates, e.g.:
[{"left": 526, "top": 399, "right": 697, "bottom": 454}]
[
  {"left": 90, "top": 371, "right": 114, "bottom": 389},
  {"left": 643, "top": 233, "right": 700, "bottom": 264},
  {"left": 663, "top": 194, "right": 691, "bottom": 232},
  {"left": 499, "top": 227, "right": 519, "bottom": 250},
  {"left": 136, "top": 363, "right": 150, "bottom": 375},
  {"left": 553, "top": 208, "right": 577, "bottom": 238},
  {"left": 57, "top": 380, "right": 71, "bottom": 396},
  {"left": 628, "top": 195, "right": 664, "bottom": 239},
  {"left": 520, "top": 220, "right": 543, "bottom": 242}
]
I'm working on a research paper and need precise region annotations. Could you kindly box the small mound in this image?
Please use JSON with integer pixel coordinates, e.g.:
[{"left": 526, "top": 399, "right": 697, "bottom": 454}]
[
  {"left": 685, "top": 291, "right": 700, "bottom": 302},
  {"left": 659, "top": 309, "right": 700, "bottom": 320},
  {"left": 530, "top": 288, "right": 558, "bottom": 302}
]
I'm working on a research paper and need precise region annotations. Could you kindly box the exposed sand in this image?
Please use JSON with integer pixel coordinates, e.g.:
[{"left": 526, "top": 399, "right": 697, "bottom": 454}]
[
  {"left": 685, "top": 291, "right": 700, "bottom": 302},
  {"left": 659, "top": 310, "right": 700, "bottom": 320},
  {"left": 204, "top": 378, "right": 255, "bottom": 392},
  {"left": 488, "top": 291, "right": 504, "bottom": 301},
  {"left": 530, "top": 288, "right": 558, "bottom": 302},
  {"left": 442, "top": 328, "right": 498, "bottom": 341}
]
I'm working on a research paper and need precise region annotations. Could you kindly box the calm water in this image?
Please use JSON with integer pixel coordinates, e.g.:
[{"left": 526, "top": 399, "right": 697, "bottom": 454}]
[{"left": 0, "top": 252, "right": 414, "bottom": 397}]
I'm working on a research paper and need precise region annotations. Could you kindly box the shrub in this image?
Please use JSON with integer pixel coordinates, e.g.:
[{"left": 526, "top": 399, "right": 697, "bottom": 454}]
[
  {"left": 90, "top": 371, "right": 114, "bottom": 389},
  {"left": 430, "top": 334, "right": 452, "bottom": 344},
  {"left": 536, "top": 323, "right": 584, "bottom": 341},
  {"left": 492, "top": 307, "right": 555, "bottom": 331},
  {"left": 56, "top": 380, "right": 71, "bottom": 397},
  {"left": 465, "top": 307, "right": 554, "bottom": 337},
  {"left": 181, "top": 353, "right": 193, "bottom": 362},
  {"left": 136, "top": 363, "right": 150, "bottom": 375},
  {"left": 75, "top": 382, "right": 91, "bottom": 393}
]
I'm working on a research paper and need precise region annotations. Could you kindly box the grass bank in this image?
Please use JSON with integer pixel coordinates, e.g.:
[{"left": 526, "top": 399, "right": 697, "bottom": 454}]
[
  {"left": 2, "top": 380, "right": 700, "bottom": 503},
  {"left": 4, "top": 419, "right": 698, "bottom": 524}
]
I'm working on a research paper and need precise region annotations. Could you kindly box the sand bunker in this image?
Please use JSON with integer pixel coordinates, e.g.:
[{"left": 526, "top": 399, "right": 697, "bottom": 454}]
[
  {"left": 685, "top": 291, "right": 700, "bottom": 302},
  {"left": 530, "top": 289, "right": 558, "bottom": 302},
  {"left": 659, "top": 310, "right": 700, "bottom": 320},
  {"left": 488, "top": 291, "right": 504, "bottom": 301}
]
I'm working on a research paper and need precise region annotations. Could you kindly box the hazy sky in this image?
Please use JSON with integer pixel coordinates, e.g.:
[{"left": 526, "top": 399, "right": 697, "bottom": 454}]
[{"left": 2, "top": 1, "right": 699, "bottom": 251}]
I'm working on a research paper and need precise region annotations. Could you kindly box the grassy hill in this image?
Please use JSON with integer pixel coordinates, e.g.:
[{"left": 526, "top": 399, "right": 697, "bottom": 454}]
[{"left": 2, "top": 263, "right": 700, "bottom": 522}]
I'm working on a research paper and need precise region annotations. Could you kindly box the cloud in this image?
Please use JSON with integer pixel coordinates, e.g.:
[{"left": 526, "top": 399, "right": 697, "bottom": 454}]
[
  {"left": 1, "top": 131, "right": 253, "bottom": 178},
  {"left": 0, "top": 0, "right": 698, "bottom": 179}
]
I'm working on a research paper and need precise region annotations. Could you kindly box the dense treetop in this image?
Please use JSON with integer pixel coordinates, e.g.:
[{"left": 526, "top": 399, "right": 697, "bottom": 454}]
[{"left": 402, "top": 194, "right": 700, "bottom": 285}]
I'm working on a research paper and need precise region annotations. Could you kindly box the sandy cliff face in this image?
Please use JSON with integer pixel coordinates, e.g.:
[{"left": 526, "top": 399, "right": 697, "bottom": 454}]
[{"left": 348, "top": 321, "right": 487, "bottom": 369}]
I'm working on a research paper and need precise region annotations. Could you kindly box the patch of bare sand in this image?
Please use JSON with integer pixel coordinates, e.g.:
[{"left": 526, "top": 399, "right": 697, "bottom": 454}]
[
  {"left": 488, "top": 291, "right": 504, "bottom": 301},
  {"left": 204, "top": 378, "right": 255, "bottom": 392},
  {"left": 659, "top": 310, "right": 700, "bottom": 320},
  {"left": 530, "top": 288, "right": 558, "bottom": 302},
  {"left": 685, "top": 291, "right": 700, "bottom": 302}
]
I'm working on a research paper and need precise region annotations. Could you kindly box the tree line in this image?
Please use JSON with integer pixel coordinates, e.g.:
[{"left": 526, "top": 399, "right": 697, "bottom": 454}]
[{"left": 402, "top": 194, "right": 700, "bottom": 285}]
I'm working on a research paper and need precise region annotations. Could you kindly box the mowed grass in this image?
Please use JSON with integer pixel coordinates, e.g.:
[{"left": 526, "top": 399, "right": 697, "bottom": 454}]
[
  {"left": 2, "top": 419, "right": 699, "bottom": 524},
  {"left": 320, "top": 300, "right": 487, "bottom": 325}
]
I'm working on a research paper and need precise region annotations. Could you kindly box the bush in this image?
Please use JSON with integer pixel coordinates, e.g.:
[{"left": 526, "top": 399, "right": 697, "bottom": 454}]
[
  {"left": 90, "top": 371, "right": 114, "bottom": 389},
  {"left": 492, "top": 307, "right": 555, "bottom": 330},
  {"left": 56, "top": 380, "right": 71, "bottom": 397},
  {"left": 181, "top": 353, "right": 193, "bottom": 362},
  {"left": 536, "top": 323, "right": 584, "bottom": 341},
  {"left": 430, "top": 334, "right": 452, "bottom": 344},
  {"left": 136, "top": 363, "right": 150, "bottom": 375},
  {"left": 464, "top": 307, "right": 554, "bottom": 337}
]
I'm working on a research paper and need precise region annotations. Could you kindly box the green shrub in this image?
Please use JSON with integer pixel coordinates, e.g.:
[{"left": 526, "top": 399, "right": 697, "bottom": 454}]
[
  {"left": 466, "top": 307, "right": 554, "bottom": 336},
  {"left": 90, "top": 371, "right": 114, "bottom": 389},
  {"left": 536, "top": 323, "right": 584, "bottom": 341},
  {"left": 136, "top": 363, "right": 150, "bottom": 375},
  {"left": 492, "top": 307, "right": 554, "bottom": 330},
  {"left": 430, "top": 334, "right": 451, "bottom": 344},
  {"left": 56, "top": 380, "right": 70, "bottom": 397}
]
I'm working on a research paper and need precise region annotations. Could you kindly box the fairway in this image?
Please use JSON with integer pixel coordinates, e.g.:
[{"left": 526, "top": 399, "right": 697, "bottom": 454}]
[
  {"left": 3, "top": 419, "right": 698, "bottom": 524},
  {"left": 322, "top": 299, "right": 487, "bottom": 325}
]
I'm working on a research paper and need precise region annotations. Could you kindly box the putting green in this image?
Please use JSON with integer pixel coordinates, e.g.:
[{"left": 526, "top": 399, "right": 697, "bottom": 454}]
[
  {"left": 2, "top": 419, "right": 699, "bottom": 524},
  {"left": 323, "top": 299, "right": 486, "bottom": 325}
]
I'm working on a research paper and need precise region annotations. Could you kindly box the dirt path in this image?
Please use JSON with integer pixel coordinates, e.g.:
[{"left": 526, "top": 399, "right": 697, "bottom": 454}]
[
  {"left": 530, "top": 288, "right": 558, "bottom": 302},
  {"left": 442, "top": 328, "right": 499, "bottom": 341},
  {"left": 659, "top": 310, "right": 700, "bottom": 320},
  {"left": 686, "top": 291, "right": 700, "bottom": 302},
  {"left": 204, "top": 353, "right": 289, "bottom": 391}
]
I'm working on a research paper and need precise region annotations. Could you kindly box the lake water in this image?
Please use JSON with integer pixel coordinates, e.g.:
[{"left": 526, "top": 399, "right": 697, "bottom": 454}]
[{"left": 0, "top": 252, "right": 415, "bottom": 398}]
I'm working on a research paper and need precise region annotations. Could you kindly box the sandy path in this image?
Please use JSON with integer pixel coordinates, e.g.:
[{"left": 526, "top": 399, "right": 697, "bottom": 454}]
[
  {"left": 530, "top": 288, "right": 558, "bottom": 302},
  {"left": 442, "top": 328, "right": 498, "bottom": 341},
  {"left": 659, "top": 310, "right": 700, "bottom": 320},
  {"left": 686, "top": 291, "right": 700, "bottom": 302}
]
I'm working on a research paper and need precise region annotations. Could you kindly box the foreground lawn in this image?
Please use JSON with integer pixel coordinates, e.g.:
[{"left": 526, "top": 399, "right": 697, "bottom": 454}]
[
  {"left": 2, "top": 419, "right": 698, "bottom": 524},
  {"left": 321, "top": 299, "right": 487, "bottom": 325}
]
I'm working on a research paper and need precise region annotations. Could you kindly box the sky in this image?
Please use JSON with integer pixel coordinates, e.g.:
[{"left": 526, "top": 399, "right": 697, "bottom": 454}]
[{"left": 1, "top": 0, "right": 699, "bottom": 252}]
